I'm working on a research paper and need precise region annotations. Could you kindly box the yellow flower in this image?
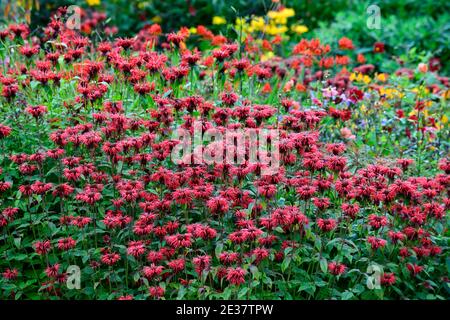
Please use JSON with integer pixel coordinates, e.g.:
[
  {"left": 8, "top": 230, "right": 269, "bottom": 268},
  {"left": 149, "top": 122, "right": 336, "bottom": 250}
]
[
  {"left": 379, "top": 87, "right": 393, "bottom": 99},
  {"left": 270, "top": 16, "right": 287, "bottom": 25},
  {"left": 267, "top": 10, "right": 279, "bottom": 19},
  {"left": 350, "top": 72, "right": 370, "bottom": 84},
  {"left": 137, "top": 1, "right": 151, "bottom": 9},
  {"left": 261, "top": 51, "right": 275, "bottom": 62},
  {"left": 266, "top": 24, "right": 288, "bottom": 35},
  {"left": 250, "top": 17, "right": 265, "bottom": 31},
  {"left": 189, "top": 27, "right": 197, "bottom": 34},
  {"left": 363, "top": 75, "right": 371, "bottom": 84},
  {"left": 442, "top": 90, "right": 450, "bottom": 99},
  {"left": 86, "top": 0, "right": 101, "bottom": 6},
  {"left": 235, "top": 18, "right": 246, "bottom": 26},
  {"left": 267, "top": 8, "right": 295, "bottom": 25},
  {"left": 360, "top": 104, "right": 367, "bottom": 112},
  {"left": 441, "top": 115, "right": 448, "bottom": 124},
  {"left": 377, "top": 73, "right": 387, "bottom": 82},
  {"left": 291, "top": 24, "right": 308, "bottom": 34},
  {"left": 282, "top": 8, "right": 295, "bottom": 17},
  {"left": 379, "top": 87, "right": 404, "bottom": 99},
  {"left": 212, "top": 16, "right": 227, "bottom": 25},
  {"left": 268, "top": 8, "right": 295, "bottom": 20},
  {"left": 151, "top": 16, "right": 162, "bottom": 24},
  {"left": 411, "top": 86, "right": 430, "bottom": 96}
]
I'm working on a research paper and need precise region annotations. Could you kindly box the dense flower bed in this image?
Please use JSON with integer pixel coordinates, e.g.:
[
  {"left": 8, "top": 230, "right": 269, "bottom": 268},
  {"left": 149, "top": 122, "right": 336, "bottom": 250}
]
[{"left": 0, "top": 7, "right": 448, "bottom": 300}]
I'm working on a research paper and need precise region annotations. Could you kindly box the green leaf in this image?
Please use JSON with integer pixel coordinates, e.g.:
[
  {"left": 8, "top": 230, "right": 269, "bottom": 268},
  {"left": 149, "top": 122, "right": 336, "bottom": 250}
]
[
  {"left": 177, "top": 285, "right": 186, "bottom": 299},
  {"left": 298, "top": 283, "right": 316, "bottom": 296},
  {"left": 215, "top": 242, "right": 223, "bottom": 258},
  {"left": 319, "top": 257, "right": 328, "bottom": 273},
  {"left": 238, "top": 287, "right": 249, "bottom": 299},
  {"left": 281, "top": 256, "right": 292, "bottom": 273},
  {"left": 13, "top": 254, "right": 28, "bottom": 261},
  {"left": 13, "top": 237, "right": 21, "bottom": 248},
  {"left": 30, "top": 80, "right": 40, "bottom": 90},
  {"left": 341, "top": 291, "right": 354, "bottom": 300}
]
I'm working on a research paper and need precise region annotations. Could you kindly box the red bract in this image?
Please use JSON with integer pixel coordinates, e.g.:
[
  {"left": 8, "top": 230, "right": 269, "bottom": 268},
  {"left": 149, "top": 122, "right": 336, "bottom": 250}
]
[
  {"left": 381, "top": 273, "right": 396, "bottom": 286},
  {"left": 317, "top": 218, "right": 337, "bottom": 232},
  {"left": 0, "top": 124, "right": 12, "bottom": 138},
  {"left": 328, "top": 262, "right": 346, "bottom": 275},
  {"left": 26, "top": 105, "right": 48, "bottom": 118},
  {"left": 226, "top": 267, "right": 247, "bottom": 285},
  {"left": 34, "top": 240, "right": 52, "bottom": 255},
  {"left": 206, "top": 196, "right": 229, "bottom": 215},
  {"left": 101, "top": 252, "right": 121, "bottom": 266}
]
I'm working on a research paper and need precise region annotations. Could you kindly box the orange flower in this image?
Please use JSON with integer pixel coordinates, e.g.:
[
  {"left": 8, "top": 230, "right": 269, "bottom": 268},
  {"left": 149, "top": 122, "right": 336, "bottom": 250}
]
[
  {"left": 295, "top": 83, "right": 306, "bottom": 92},
  {"left": 271, "top": 35, "right": 282, "bottom": 45},
  {"left": 202, "top": 56, "right": 214, "bottom": 67},
  {"left": 320, "top": 57, "right": 334, "bottom": 69},
  {"left": 338, "top": 37, "right": 354, "bottom": 50},
  {"left": 357, "top": 53, "right": 366, "bottom": 64},
  {"left": 262, "top": 83, "right": 272, "bottom": 94},
  {"left": 335, "top": 55, "right": 350, "bottom": 65},
  {"left": 262, "top": 39, "right": 273, "bottom": 51},
  {"left": 212, "top": 35, "right": 227, "bottom": 46}
]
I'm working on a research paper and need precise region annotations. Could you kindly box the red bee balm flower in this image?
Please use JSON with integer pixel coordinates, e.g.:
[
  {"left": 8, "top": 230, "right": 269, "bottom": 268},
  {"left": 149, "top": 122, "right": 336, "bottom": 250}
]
[
  {"left": 226, "top": 267, "right": 247, "bottom": 285},
  {"left": 26, "top": 105, "right": 48, "bottom": 118},
  {"left": 0, "top": 124, "right": 12, "bottom": 139},
  {"left": 328, "top": 262, "right": 346, "bottom": 275}
]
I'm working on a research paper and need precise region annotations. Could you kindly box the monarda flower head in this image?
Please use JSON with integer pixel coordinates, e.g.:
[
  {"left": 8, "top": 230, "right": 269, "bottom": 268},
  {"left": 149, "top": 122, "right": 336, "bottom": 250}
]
[
  {"left": 34, "top": 240, "right": 52, "bottom": 255},
  {"left": 165, "top": 233, "right": 192, "bottom": 249},
  {"left": 127, "top": 241, "right": 146, "bottom": 258},
  {"left": 192, "top": 255, "right": 211, "bottom": 275},
  {"left": 328, "top": 262, "right": 346, "bottom": 275},
  {"left": 167, "top": 258, "right": 185, "bottom": 273},
  {"left": 368, "top": 214, "right": 388, "bottom": 229},
  {"left": 317, "top": 218, "right": 337, "bottom": 232},
  {"left": 381, "top": 273, "right": 396, "bottom": 286},
  {"left": 2, "top": 268, "right": 19, "bottom": 280},
  {"left": 0, "top": 181, "right": 12, "bottom": 193},
  {"left": 57, "top": 237, "right": 76, "bottom": 251},
  {"left": 26, "top": 105, "right": 48, "bottom": 118},
  {"left": 0, "top": 124, "right": 12, "bottom": 139},
  {"left": 219, "top": 252, "right": 240, "bottom": 265},
  {"left": 101, "top": 252, "right": 121, "bottom": 266},
  {"left": 226, "top": 267, "right": 247, "bottom": 285},
  {"left": 142, "top": 264, "right": 164, "bottom": 280},
  {"left": 206, "top": 196, "right": 229, "bottom": 215},
  {"left": 407, "top": 263, "right": 423, "bottom": 277},
  {"left": 367, "top": 236, "right": 387, "bottom": 250},
  {"left": 149, "top": 286, "right": 165, "bottom": 299}
]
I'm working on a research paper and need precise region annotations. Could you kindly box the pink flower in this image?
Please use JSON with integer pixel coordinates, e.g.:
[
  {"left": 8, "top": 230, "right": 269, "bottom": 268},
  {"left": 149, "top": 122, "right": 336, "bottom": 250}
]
[
  {"left": 26, "top": 105, "right": 47, "bottom": 118},
  {"left": 328, "top": 262, "right": 346, "bottom": 275},
  {"left": 226, "top": 267, "right": 247, "bottom": 285},
  {"left": 340, "top": 127, "right": 355, "bottom": 140}
]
